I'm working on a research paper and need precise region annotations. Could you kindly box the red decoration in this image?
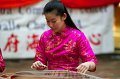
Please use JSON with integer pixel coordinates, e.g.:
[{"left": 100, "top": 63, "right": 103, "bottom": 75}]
[
  {"left": 0, "top": 0, "right": 42, "bottom": 8},
  {"left": 61, "top": 0, "right": 120, "bottom": 8}
]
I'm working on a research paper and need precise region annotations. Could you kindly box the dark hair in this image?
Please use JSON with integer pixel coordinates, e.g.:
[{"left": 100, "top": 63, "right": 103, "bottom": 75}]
[{"left": 43, "top": 1, "right": 78, "bottom": 29}]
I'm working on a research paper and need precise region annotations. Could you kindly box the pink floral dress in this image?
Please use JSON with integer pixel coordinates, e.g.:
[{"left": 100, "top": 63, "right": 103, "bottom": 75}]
[
  {"left": 0, "top": 48, "right": 5, "bottom": 72},
  {"left": 34, "top": 26, "right": 97, "bottom": 71}
]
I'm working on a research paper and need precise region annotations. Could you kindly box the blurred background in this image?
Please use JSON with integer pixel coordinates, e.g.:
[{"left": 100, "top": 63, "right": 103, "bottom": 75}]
[{"left": 0, "top": 0, "right": 120, "bottom": 79}]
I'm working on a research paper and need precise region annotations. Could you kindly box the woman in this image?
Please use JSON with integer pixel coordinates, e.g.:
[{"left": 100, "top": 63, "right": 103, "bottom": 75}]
[{"left": 31, "top": 1, "right": 97, "bottom": 74}]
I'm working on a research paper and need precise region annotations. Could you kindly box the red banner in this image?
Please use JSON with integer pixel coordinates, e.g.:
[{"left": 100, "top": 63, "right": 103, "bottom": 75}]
[
  {"left": 0, "top": 0, "right": 42, "bottom": 8},
  {"left": 61, "top": 0, "right": 120, "bottom": 8}
]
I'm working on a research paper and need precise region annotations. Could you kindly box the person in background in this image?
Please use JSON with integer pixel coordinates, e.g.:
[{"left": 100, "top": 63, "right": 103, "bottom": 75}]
[
  {"left": 0, "top": 48, "right": 5, "bottom": 73},
  {"left": 31, "top": 1, "right": 97, "bottom": 74}
]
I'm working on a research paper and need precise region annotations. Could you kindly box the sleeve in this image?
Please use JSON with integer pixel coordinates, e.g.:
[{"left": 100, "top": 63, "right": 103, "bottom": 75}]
[
  {"left": 0, "top": 48, "right": 5, "bottom": 72},
  {"left": 34, "top": 33, "right": 47, "bottom": 65},
  {"left": 77, "top": 32, "right": 97, "bottom": 65}
]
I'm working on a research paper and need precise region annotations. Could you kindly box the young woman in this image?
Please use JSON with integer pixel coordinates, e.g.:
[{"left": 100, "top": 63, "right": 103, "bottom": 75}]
[
  {"left": 0, "top": 48, "right": 5, "bottom": 73},
  {"left": 31, "top": 1, "right": 97, "bottom": 74}
]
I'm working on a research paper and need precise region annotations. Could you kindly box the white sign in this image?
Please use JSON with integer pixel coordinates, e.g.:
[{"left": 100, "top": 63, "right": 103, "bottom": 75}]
[{"left": 0, "top": 1, "right": 114, "bottom": 59}]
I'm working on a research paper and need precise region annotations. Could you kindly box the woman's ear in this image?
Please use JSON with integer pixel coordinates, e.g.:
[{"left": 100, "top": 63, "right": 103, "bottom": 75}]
[{"left": 62, "top": 13, "right": 67, "bottom": 21}]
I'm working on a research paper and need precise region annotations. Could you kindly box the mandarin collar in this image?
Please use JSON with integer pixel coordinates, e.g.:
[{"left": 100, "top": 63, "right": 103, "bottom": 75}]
[{"left": 51, "top": 26, "right": 71, "bottom": 37}]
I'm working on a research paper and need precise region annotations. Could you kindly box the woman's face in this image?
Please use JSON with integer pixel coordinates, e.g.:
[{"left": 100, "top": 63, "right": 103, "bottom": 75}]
[{"left": 45, "top": 12, "right": 67, "bottom": 33}]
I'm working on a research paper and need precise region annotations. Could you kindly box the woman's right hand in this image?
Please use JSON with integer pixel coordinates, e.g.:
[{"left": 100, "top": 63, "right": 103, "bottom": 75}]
[{"left": 31, "top": 61, "right": 47, "bottom": 70}]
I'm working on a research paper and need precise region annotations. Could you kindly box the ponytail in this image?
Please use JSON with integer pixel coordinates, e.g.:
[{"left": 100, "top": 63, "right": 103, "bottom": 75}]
[{"left": 63, "top": 6, "right": 78, "bottom": 29}]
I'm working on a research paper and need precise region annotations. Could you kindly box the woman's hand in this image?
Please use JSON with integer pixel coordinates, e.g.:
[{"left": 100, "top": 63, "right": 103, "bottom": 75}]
[
  {"left": 31, "top": 61, "right": 47, "bottom": 70},
  {"left": 76, "top": 62, "right": 96, "bottom": 74}
]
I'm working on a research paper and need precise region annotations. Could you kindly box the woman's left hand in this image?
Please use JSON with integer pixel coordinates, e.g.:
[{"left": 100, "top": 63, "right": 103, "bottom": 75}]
[{"left": 76, "top": 62, "right": 90, "bottom": 74}]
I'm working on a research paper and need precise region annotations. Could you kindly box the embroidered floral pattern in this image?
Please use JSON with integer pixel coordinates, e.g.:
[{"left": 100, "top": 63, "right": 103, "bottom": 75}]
[
  {"left": 35, "top": 27, "right": 97, "bottom": 71},
  {"left": 64, "top": 39, "right": 76, "bottom": 52}
]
